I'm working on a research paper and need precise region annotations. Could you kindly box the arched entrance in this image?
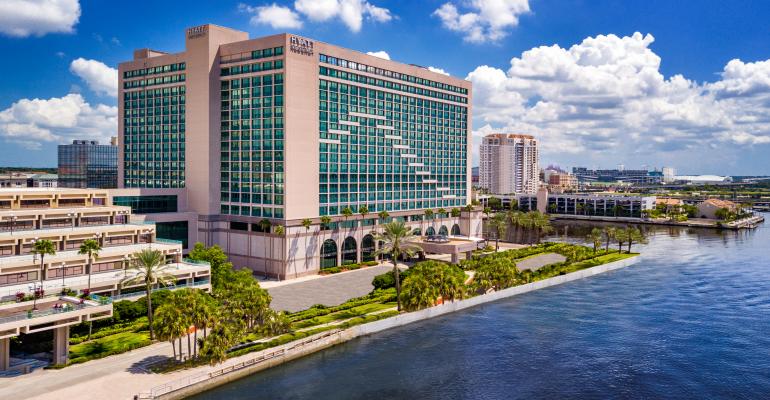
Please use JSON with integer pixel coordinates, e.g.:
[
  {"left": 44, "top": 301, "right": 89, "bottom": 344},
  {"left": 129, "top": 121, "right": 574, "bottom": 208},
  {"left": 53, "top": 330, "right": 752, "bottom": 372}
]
[
  {"left": 342, "top": 236, "right": 357, "bottom": 265},
  {"left": 362, "top": 234, "right": 375, "bottom": 262},
  {"left": 425, "top": 226, "right": 436, "bottom": 236},
  {"left": 321, "top": 239, "right": 337, "bottom": 269},
  {"left": 412, "top": 227, "right": 422, "bottom": 236},
  {"left": 451, "top": 224, "right": 461, "bottom": 235},
  {"left": 439, "top": 225, "right": 448, "bottom": 236}
]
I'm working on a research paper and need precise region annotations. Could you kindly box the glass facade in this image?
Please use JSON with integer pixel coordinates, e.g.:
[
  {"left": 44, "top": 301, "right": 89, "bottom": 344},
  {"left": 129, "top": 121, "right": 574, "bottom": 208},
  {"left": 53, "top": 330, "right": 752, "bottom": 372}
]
[
  {"left": 219, "top": 49, "right": 285, "bottom": 218},
  {"left": 113, "top": 195, "right": 178, "bottom": 214},
  {"left": 58, "top": 141, "right": 118, "bottom": 188},
  {"left": 318, "top": 66, "right": 468, "bottom": 216},
  {"left": 122, "top": 84, "right": 187, "bottom": 188},
  {"left": 156, "top": 221, "right": 189, "bottom": 248}
]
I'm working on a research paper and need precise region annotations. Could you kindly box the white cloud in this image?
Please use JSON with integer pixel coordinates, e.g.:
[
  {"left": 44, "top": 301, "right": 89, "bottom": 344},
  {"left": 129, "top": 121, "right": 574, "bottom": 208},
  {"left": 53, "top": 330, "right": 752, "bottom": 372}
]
[
  {"left": 294, "top": 0, "right": 392, "bottom": 32},
  {"left": 70, "top": 58, "right": 118, "bottom": 98},
  {"left": 428, "top": 66, "right": 450, "bottom": 76},
  {"left": 466, "top": 32, "right": 770, "bottom": 171},
  {"left": 0, "top": 0, "right": 80, "bottom": 37},
  {"left": 241, "top": 3, "right": 303, "bottom": 29},
  {"left": 0, "top": 94, "right": 116, "bottom": 149},
  {"left": 366, "top": 50, "right": 390, "bottom": 60},
  {"left": 434, "top": 0, "right": 530, "bottom": 43}
]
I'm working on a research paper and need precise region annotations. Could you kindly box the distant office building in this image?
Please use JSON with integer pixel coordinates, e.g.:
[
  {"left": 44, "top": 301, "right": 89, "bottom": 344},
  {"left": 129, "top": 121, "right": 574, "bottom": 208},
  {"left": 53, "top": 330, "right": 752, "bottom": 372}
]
[
  {"left": 662, "top": 167, "right": 676, "bottom": 183},
  {"left": 479, "top": 134, "right": 539, "bottom": 194},
  {"left": 547, "top": 171, "right": 578, "bottom": 193},
  {"left": 0, "top": 173, "right": 32, "bottom": 188},
  {"left": 28, "top": 174, "right": 58, "bottom": 188},
  {"left": 58, "top": 139, "right": 118, "bottom": 188},
  {"left": 471, "top": 166, "right": 479, "bottom": 185},
  {"left": 572, "top": 167, "right": 660, "bottom": 185}
]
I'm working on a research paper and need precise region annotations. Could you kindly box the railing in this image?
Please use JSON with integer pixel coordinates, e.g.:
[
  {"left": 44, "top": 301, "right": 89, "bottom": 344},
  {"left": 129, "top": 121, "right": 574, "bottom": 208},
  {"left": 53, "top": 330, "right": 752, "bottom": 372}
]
[
  {"left": 182, "top": 258, "right": 210, "bottom": 266},
  {"left": 138, "top": 329, "right": 341, "bottom": 399},
  {"left": 109, "top": 280, "right": 211, "bottom": 302},
  {"left": 155, "top": 238, "right": 183, "bottom": 245},
  {"left": 0, "top": 302, "right": 89, "bottom": 326}
]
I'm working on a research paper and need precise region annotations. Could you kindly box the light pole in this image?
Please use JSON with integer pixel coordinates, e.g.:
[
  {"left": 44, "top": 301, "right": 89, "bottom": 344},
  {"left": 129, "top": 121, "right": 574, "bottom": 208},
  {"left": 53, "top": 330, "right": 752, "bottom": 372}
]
[
  {"left": 60, "top": 262, "right": 67, "bottom": 293},
  {"left": 9, "top": 215, "right": 17, "bottom": 235},
  {"left": 123, "top": 255, "right": 129, "bottom": 279},
  {"left": 29, "top": 282, "right": 42, "bottom": 311},
  {"left": 67, "top": 212, "right": 76, "bottom": 230},
  {"left": 32, "top": 237, "right": 38, "bottom": 263}
]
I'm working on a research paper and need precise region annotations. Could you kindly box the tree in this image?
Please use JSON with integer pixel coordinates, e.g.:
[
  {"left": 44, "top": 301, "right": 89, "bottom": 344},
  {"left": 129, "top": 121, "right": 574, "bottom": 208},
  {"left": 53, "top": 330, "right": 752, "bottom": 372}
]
[
  {"left": 424, "top": 209, "right": 434, "bottom": 220},
  {"left": 377, "top": 210, "right": 389, "bottom": 223},
  {"left": 483, "top": 207, "right": 492, "bottom": 219},
  {"left": 154, "top": 291, "right": 191, "bottom": 361},
  {"left": 437, "top": 208, "right": 447, "bottom": 227},
  {"left": 587, "top": 228, "right": 603, "bottom": 254},
  {"left": 374, "top": 221, "right": 422, "bottom": 312},
  {"left": 715, "top": 207, "right": 730, "bottom": 221},
  {"left": 548, "top": 203, "right": 558, "bottom": 214},
  {"left": 614, "top": 228, "right": 629, "bottom": 253},
  {"left": 612, "top": 205, "right": 623, "bottom": 217},
  {"left": 576, "top": 203, "right": 586, "bottom": 216},
  {"left": 121, "top": 249, "right": 176, "bottom": 340},
  {"left": 358, "top": 205, "right": 369, "bottom": 226},
  {"left": 188, "top": 243, "right": 233, "bottom": 292},
  {"left": 187, "top": 290, "right": 217, "bottom": 358},
  {"left": 508, "top": 199, "right": 519, "bottom": 211},
  {"left": 488, "top": 214, "right": 507, "bottom": 251},
  {"left": 626, "top": 227, "right": 647, "bottom": 253},
  {"left": 320, "top": 215, "right": 332, "bottom": 231},
  {"left": 463, "top": 204, "right": 474, "bottom": 212},
  {"left": 473, "top": 258, "right": 519, "bottom": 292},
  {"left": 31, "top": 239, "right": 56, "bottom": 310},
  {"left": 341, "top": 206, "right": 353, "bottom": 226},
  {"left": 400, "top": 261, "right": 465, "bottom": 311},
  {"left": 450, "top": 208, "right": 460, "bottom": 218},
  {"left": 507, "top": 211, "right": 523, "bottom": 243},
  {"left": 274, "top": 225, "right": 285, "bottom": 280},
  {"left": 259, "top": 219, "right": 272, "bottom": 279},
  {"left": 488, "top": 197, "right": 502, "bottom": 210},
  {"left": 529, "top": 212, "right": 553, "bottom": 244},
  {"left": 602, "top": 227, "right": 616, "bottom": 252},
  {"left": 78, "top": 239, "right": 102, "bottom": 292},
  {"left": 200, "top": 323, "right": 239, "bottom": 366},
  {"left": 301, "top": 218, "right": 313, "bottom": 278}
]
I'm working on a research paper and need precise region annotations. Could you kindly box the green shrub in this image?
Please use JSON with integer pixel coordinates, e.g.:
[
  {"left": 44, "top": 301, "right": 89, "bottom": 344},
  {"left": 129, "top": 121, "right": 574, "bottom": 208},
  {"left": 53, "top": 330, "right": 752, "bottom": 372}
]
[{"left": 371, "top": 269, "right": 411, "bottom": 290}]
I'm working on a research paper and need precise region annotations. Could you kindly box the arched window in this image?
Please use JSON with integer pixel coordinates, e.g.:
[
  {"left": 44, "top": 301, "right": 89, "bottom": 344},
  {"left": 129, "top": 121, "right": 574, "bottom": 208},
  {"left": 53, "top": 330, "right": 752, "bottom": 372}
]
[
  {"left": 412, "top": 227, "right": 422, "bottom": 236},
  {"left": 425, "top": 226, "right": 436, "bottom": 236},
  {"left": 439, "top": 226, "right": 448, "bottom": 236},
  {"left": 362, "top": 234, "right": 375, "bottom": 262},
  {"left": 321, "top": 239, "right": 337, "bottom": 269},
  {"left": 342, "top": 236, "right": 357, "bottom": 265},
  {"left": 451, "top": 224, "right": 461, "bottom": 236}
]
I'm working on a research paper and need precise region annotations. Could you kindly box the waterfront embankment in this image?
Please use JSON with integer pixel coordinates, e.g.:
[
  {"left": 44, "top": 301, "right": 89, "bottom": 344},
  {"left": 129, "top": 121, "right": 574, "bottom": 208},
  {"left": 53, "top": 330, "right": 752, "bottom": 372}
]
[
  {"left": 143, "top": 255, "right": 640, "bottom": 400},
  {"left": 551, "top": 214, "right": 764, "bottom": 230}
]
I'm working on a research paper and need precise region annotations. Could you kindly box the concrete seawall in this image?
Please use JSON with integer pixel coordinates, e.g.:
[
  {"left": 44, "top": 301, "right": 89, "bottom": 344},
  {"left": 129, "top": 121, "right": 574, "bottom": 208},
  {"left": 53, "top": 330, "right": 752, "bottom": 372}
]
[{"left": 151, "top": 256, "right": 641, "bottom": 400}]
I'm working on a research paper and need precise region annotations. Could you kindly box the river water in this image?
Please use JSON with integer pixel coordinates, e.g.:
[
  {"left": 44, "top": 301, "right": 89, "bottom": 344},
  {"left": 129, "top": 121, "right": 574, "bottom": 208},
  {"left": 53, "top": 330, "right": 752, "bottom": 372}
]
[{"left": 192, "top": 215, "right": 770, "bottom": 399}]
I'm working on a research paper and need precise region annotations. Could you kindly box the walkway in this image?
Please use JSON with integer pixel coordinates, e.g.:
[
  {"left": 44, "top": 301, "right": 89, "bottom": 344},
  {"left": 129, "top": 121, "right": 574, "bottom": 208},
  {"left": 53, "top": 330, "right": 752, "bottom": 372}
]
[
  {"left": 267, "top": 264, "right": 394, "bottom": 312},
  {"left": 516, "top": 253, "right": 566, "bottom": 271}
]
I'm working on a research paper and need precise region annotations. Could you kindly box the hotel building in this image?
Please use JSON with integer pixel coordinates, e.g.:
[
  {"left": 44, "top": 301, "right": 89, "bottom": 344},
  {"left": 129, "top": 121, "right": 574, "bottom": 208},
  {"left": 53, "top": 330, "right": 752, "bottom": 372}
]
[
  {"left": 479, "top": 134, "right": 539, "bottom": 195},
  {"left": 58, "top": 139, "right": 118, "bottom": 189},
  {"left": 117, "top": 24, "right": 481, "bottom": 278},
  {"left": 0, "top": 188, "right": 210, "bottom": 372}
]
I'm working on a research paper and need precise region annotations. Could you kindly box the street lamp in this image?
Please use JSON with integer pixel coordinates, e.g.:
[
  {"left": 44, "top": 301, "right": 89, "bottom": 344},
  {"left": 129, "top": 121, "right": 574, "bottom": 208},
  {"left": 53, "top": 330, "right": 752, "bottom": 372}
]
[
  {"left": 8, "top": 215, "right": 17, "bottom": 235},
  {"left": 32, "top": 237, "right": 38, "bottom": 263},
  {"left": 123, "top": 255, "right": 130, "bottom": 279},
  {"left": 67, "top": 212, "right": 76, "bottom": 230},
  {"left": 28, "top": 282, "right": 43, "bottom": 311},
  {"left": 60, "top": 262, "right": 67, "bottom": 293}
]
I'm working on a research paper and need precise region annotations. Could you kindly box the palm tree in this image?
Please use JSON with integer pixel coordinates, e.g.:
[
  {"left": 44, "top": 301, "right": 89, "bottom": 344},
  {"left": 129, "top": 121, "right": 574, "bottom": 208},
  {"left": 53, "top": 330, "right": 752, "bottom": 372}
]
[
  {"left": 259, "top": 219, "right": 271, "bottom": 279},
  {"left": 548, "top": 203, "right": 558, "bottom": 214},
  {"left": 377, "top": 210, "right": 389, "bottom": 224},
  {"left": 374, "top": 221, "right": 422, "bottom": 312},
  {"left": 274, "top": 225, "right": 285, "bottom": 280},
  {"left": 31, "top": 239, "right": 56, "bottom": 309},
  {"left": 450, "top": 208, "right": 460, "bottom": 218},
  {"left": 437, "top": 207, "right": 447, "bottom": 228},
  {"left": 531, "top": 212, "right": 552, "bottom": 244},
  {"left": 576, "top": 203, "right": 586, "bottom": 216},
  {"left": 612, "top": 205, "right": 623, "bottom": 218},
  {"left": 301, "top": 218, "right": 312, "bottom": 278},
  {"left": 587, "top": 228, "right": 603, "bottom": 254},
  {"left": 154, "top": 300, "right": 188, "bottom": 361},
  {"left": 603, "top": 227, "right": 616, "bottom": 252},
  {"left": 483, "top": 207, "right": 492, "bottom": 219},
  {"left": 78, "top": 239, "right": 102, "bottom": 293},
  {"left": 320, "top": 215, "right": 331, "bottom": 230},
  {"left": 341, "top": 206, "right": 353, "bottom": 228},
  {"left": 626, "top": 227, "right": 647, "bottom": 253},
  {"left": 121, "top": 249, "right": 176, "bottom": 340},
  {"left": 615, "top": 228, "right": 628, "bottom": 253},
  {"left": 507, "top": 211, "right": 523, "bottom": 243},
  {"left": 358, "top": 205, "right": 369, "bottom": 226},
  {"left": 488, "top": 214, "right": 507, "bottom": 251},
  {"left": 188, "top": 290, "right": 216, "bottom": 359}
]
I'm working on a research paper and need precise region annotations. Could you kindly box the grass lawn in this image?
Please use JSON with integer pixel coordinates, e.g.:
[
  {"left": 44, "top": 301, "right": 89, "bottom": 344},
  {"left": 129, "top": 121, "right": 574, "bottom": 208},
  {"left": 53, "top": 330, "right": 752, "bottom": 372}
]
[
  {"left": 67, "top": 331, "right": 151, "bottom": 365},
  {"left": 291, "top": 302, "right": 397, "bottom": 329},
  {"left": 536, "top": 252, "right": 638, "bottom": 279}
]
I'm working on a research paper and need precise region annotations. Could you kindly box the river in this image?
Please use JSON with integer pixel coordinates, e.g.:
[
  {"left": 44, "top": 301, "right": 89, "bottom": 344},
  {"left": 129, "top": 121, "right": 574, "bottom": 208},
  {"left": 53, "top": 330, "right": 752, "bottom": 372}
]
[{"left": 191, "top": 215, "right": 770, "bottom": 399}]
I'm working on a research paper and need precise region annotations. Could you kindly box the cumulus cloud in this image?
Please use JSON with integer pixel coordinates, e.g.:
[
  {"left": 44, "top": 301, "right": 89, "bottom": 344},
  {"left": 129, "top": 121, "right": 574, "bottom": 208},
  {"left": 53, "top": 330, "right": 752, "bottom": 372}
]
[
  {"left": 466, "top": 32, "right": 770, "bottom": 171},
  {"left": 293, "top": 0, "right": 393, "bottom": 32},
  {"left": 366, "top": 50, "right": 390, "bottom": 60},
  {"left": 434, "top": 0, "right": 530, "bottom": 43},
  {"left": 0, "top": 93, "right": 116, "bottom": 149},
  {"left": 70, "top": 58, "right": 118, "bottom": 98},
  {"left": 0, "top": 0, "right": 81, "bottom": 37},
  {"left": 428, "top": 66, "right": 450, "bottom": 76},
  {"left": 240, "top": 3, "right": 303, "bottom": 29}
]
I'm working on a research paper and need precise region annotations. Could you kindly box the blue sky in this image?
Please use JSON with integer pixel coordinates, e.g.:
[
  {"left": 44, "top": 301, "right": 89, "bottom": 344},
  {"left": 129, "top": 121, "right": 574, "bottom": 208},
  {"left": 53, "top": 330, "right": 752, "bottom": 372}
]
[{"left": 1, "top": 0, "right": 769, "bottom": 175}]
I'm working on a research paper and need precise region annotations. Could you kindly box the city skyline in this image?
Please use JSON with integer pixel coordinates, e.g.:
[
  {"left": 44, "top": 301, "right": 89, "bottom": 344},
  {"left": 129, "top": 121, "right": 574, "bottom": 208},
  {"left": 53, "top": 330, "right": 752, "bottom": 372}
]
[{"left": 1, "top": 1, "right": 770, "bottom": 174}]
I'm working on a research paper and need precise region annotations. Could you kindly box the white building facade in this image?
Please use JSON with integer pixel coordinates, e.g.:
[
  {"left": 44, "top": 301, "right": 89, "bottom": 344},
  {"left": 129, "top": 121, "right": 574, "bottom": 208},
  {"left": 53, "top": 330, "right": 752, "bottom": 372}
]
[{"left": 479, "top": 134, "right": 539, "bottom": 195}]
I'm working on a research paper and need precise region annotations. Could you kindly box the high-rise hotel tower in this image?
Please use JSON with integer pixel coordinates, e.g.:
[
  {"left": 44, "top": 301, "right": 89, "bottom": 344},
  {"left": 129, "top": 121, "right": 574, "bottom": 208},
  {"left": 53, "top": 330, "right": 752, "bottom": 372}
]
[{"left": 118, "top": 25, "right": 479, "bottom": 277}]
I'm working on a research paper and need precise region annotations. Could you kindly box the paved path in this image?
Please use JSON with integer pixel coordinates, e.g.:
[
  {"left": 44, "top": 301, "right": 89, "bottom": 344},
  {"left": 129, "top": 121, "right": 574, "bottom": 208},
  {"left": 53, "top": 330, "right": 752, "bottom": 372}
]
[
  {"left": 267, "top": 265, "right": 394, "bottom": 312},
  {"left": 516, "top": 253, "right": 566, "bottom": 271}
]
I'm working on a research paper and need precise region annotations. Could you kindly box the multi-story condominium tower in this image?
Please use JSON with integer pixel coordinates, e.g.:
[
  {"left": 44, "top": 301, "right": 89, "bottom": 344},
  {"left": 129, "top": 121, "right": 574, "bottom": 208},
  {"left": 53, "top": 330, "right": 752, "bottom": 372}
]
[
  {"left": 118, "top": 25, "right": 480, "bottom": 278},
  {"left": 0, "top": 188, "right": 210, "bottom": 372},
  {"left": 479, "top": 134, "right": 539, "bottom": 195},
  {"left": 58, "top": 139, "right": 118, "bottom": 189}
]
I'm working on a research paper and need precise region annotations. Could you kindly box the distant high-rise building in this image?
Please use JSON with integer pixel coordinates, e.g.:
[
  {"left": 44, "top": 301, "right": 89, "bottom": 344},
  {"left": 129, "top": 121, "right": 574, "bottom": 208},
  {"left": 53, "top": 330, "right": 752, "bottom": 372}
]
[
  {"left": 479, "top": 134, "right": 539, "bottom": 194},
  {"left": 662, "top": 167, "right": 676, "bottom": 183},
  {"left": 58, "top": 139, "right": 118, "bottom": 188}
]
